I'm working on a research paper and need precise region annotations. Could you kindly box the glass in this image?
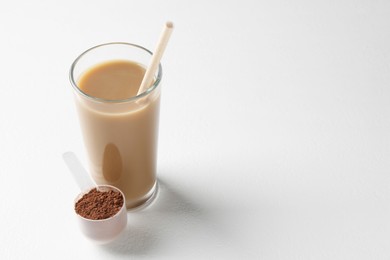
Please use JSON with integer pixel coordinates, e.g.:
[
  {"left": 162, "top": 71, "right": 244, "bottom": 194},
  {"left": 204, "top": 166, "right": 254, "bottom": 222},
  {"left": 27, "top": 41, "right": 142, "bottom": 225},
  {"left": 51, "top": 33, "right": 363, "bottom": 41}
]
[{"left": 69, "top": 42, "right": 162, "bottom": 209}]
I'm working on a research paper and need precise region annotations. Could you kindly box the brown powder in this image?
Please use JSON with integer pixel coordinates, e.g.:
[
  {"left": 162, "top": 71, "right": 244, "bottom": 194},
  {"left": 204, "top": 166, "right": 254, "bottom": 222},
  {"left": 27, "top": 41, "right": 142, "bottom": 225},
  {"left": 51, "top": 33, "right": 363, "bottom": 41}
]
[{"left": 75, "top": 188, "right": 124, "bottom": 220}]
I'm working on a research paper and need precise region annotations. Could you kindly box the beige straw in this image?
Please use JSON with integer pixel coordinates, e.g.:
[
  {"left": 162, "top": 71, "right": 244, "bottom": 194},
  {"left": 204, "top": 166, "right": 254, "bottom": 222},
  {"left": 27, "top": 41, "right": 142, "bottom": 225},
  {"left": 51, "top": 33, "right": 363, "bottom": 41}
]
[{"left": 137, "top": 21, "right": 174, "bottom": 95}]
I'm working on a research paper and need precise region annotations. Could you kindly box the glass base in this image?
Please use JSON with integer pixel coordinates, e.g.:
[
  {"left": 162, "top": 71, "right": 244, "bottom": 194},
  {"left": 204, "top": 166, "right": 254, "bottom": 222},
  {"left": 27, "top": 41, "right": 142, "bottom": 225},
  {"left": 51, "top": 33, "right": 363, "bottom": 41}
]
[{"left": 125, "top": 181, "right": 159, "bottom": 211}]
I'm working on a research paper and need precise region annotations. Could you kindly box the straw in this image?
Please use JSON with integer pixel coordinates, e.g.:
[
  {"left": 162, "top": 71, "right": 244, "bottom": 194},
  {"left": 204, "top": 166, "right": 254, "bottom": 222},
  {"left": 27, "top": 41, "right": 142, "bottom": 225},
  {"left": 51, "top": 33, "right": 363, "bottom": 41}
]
[{"left": 137, "top": 21, "right": 174, "bottom": 96}]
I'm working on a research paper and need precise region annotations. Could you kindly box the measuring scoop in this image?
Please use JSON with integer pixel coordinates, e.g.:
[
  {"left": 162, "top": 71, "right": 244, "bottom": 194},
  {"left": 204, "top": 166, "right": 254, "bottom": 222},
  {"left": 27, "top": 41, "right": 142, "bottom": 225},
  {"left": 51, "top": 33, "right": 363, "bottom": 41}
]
[{"left": 62, "top": 151, "right": 127, "bottom": 244}]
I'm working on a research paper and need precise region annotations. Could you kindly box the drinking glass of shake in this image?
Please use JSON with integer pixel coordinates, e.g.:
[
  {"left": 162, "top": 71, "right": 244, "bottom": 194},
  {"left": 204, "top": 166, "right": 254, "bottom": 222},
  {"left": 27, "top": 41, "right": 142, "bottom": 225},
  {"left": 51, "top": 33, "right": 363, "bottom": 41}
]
[{"left": 69, "top": 23, "right": 173, "bottom": 209}]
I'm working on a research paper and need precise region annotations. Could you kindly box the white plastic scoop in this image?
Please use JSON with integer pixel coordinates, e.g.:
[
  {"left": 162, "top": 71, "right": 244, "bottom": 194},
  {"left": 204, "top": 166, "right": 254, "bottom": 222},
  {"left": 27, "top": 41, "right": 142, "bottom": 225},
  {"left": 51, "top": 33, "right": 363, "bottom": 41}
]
[
  {"left": 62, "top": 151, "right": 96, "bottom": 191},
  {"left": 62, "top": 151, "right": 127, "bottom": 244}
]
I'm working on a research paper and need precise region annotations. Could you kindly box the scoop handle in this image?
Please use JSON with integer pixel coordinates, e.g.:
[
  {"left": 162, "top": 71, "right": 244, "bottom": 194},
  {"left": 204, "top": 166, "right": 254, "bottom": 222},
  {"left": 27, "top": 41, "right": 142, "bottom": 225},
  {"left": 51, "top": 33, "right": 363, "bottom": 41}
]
[{"left": 62, "top": 151, "right": 95, "bottom": 191}]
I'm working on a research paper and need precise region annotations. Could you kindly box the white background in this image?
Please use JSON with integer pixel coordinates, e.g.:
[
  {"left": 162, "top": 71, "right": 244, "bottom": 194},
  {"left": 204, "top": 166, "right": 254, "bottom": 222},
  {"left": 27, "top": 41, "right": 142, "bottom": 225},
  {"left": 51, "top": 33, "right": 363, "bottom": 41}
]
[{"left": 0, "top": 0, "right": 389, "bottom": 259}]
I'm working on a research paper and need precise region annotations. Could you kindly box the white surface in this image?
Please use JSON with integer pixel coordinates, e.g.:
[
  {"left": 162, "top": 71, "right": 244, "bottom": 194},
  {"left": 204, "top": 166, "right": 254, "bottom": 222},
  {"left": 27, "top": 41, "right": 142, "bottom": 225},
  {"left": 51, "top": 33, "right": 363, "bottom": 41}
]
[{"left": 0, "top": 0, "right": 389, "bottom": 259}]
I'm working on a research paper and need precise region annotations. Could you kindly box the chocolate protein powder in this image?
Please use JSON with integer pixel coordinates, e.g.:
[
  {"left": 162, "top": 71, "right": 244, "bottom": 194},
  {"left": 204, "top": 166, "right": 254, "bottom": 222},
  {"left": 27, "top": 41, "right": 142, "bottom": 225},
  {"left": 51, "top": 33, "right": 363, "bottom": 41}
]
[{"left": 75, "top": 187, "right": 124, "bottom": 220}]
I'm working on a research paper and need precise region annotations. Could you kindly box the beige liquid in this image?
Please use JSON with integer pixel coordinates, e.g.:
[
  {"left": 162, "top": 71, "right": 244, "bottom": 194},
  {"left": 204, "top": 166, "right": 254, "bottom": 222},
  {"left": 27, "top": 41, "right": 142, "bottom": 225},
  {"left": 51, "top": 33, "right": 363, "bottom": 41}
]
[{"left": 75, "top": 60, "right": 160, "bottom": 209}]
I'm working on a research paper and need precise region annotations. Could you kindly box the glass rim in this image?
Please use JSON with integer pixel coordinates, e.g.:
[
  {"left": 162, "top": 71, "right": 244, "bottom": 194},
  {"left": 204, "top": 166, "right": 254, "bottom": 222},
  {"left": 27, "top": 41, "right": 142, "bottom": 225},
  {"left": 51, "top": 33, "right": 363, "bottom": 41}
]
[{"left": 69, "top": 42, "right": 162, "bottom": 104}]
